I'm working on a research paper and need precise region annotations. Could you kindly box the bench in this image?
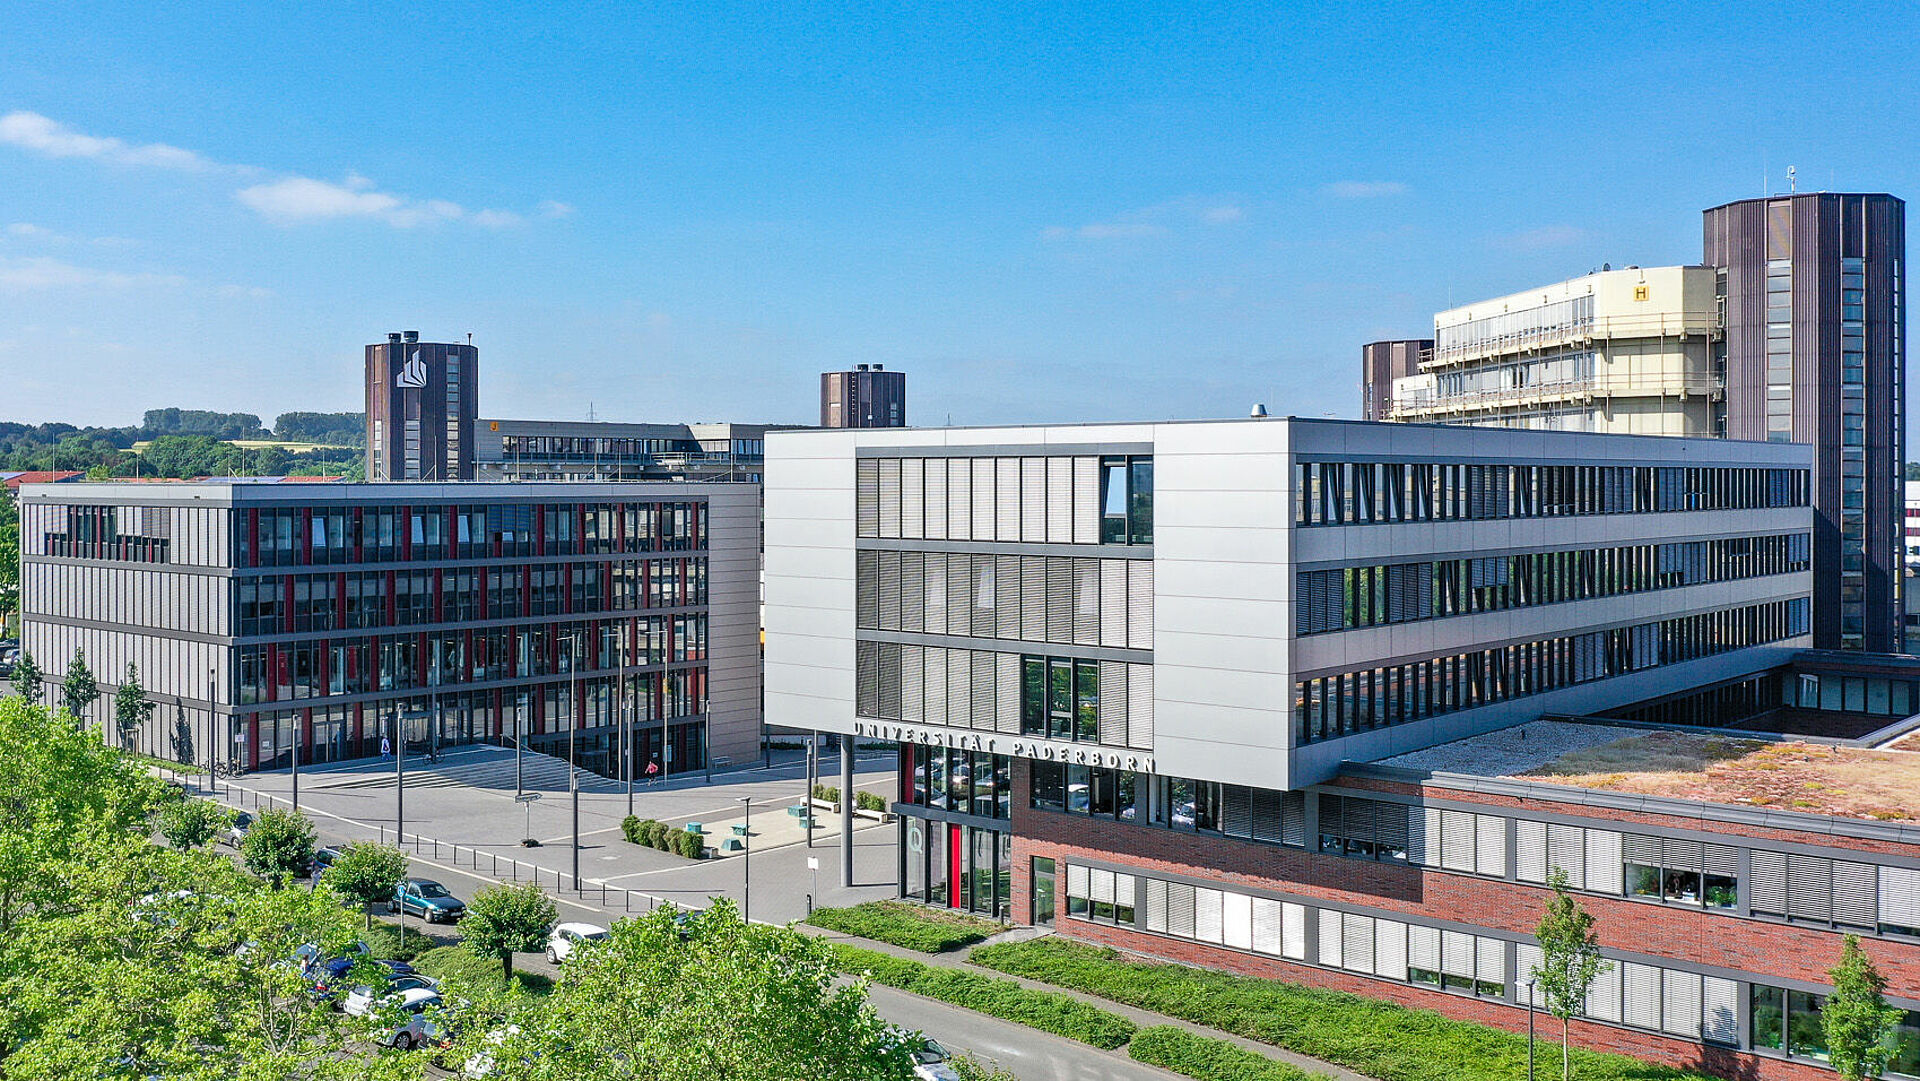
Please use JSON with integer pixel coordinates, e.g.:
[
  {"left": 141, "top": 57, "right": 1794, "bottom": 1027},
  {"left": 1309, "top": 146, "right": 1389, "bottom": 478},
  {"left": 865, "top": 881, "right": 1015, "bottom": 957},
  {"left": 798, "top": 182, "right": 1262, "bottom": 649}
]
[
  {"left": 720, "top": 838, "right": 745, "bottom": 853},
  {"left": 730, "top": 824, "right": 750, "bottom": 837},
  {"left": 786, "top": 804, "right": 808, "bottom": 818},
  {"left": 684, "top": 822, "right": 703, "bottom": 835}
]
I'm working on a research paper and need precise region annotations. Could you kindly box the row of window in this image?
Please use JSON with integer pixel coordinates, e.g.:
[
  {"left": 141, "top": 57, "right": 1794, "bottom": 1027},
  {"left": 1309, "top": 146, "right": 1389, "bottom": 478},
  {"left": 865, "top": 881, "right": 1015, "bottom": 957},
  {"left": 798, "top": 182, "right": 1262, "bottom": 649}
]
[
  {"left": 1297, "top": 533, "right": 1810, "bottom": 635},
  {"left": 854, "top": 641, "right": 1155, "bottom": 752},
  {"left": 1064, "top": 861, "right": 1920, "bottom": 1063},
  {"left": 239, "top": 502, "right": 704, "bottom": 567},
  {"left": 498, "top": 434, "right": 758, "bottom": 460},
  {"left": 1028, "top": 778, "right": 1920, "bottom": 939},
  {"left": 1295, "top": 462, "right": 1808, "bottom": 527},
  {"left": 233, "top": 617, "right": 708, "bottom": 704},
  {"left": 1294, "top": 599, "right": 1810, "bottom": 744},
  {"left": 856, "top": 454, "right": 1153, "bottom": 546},
  {"left": 900, "top": 748, "right": 1012, "bottom": 821},
  {"left": 234, "top": 559, "right": 708, "bottom": 636},
  {"left": 855, "top": 549, "right": 1153, "bottom": 651}
]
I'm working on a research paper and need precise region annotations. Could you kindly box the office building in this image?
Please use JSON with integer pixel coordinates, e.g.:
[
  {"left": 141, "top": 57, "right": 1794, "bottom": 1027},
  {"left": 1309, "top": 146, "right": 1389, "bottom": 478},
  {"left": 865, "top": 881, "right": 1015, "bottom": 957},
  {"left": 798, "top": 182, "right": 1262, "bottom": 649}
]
[
  {"left": 1360, "top": 339, "right": 1431, "bottom": 420},
  {"left": 821, "top": 364, "right": 906, "bottom": 428},
  {"left": 754, "top": 417, "right": 1920, "bottom": 1081},
  {"left": 474, "top": 419, "right": 787, "bottom": 483},
  {"left": 16, "top": 481, "right": 762, "bottom": 775},
  {"left": 1706, "top": 193, "right": 1906, "bottom": 652},
  {"left": 1389, "top": 267, "right": 1722, "bottom": 435},
  {"left": 366, "top": 331, "right": 478, "bottom": 482}
]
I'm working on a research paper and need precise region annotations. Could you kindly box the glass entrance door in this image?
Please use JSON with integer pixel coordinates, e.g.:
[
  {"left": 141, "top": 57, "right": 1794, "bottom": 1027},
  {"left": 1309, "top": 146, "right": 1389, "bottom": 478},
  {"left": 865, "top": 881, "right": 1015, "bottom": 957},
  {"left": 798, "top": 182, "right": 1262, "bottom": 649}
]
[{"left": 1032, "top": 857, "right": 1056, "bottom": 927}]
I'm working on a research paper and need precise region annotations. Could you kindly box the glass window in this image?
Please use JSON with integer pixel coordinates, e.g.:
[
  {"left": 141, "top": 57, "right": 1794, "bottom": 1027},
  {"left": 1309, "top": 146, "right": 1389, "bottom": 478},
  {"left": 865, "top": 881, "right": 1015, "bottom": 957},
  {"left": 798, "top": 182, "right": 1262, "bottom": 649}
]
[
  {"left": 1787, "top": 990, "right": 1829, "bottom": 1061},
  {"left": 1030, "top": 761, "right": 1065, "bottom": 811},
  {"left": 1065, "top": 764, "right": 1089, "bottom": 814},
  {"left": 1075, "top": 661, "right": 1099, "bottom": 741}
]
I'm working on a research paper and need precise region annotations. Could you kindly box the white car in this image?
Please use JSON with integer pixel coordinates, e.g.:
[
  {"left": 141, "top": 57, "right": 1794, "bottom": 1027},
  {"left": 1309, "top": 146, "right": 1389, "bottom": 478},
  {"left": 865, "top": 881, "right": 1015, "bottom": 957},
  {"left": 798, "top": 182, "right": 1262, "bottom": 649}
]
[
  {"left": 342, "top": 974, "right": 441, "bottom": 1017},
  {"left": 373, "top": 988, "right": 448, "bottom": 1051},
  {"left": 545, "top": 922, "right": 609, "bottom": 964},
  {"left": 884, "top": 1031, "right": 962, "bottom": 1081},
  {"left": 461, "top": 1024, "right": 522, "bottom": 1078}
]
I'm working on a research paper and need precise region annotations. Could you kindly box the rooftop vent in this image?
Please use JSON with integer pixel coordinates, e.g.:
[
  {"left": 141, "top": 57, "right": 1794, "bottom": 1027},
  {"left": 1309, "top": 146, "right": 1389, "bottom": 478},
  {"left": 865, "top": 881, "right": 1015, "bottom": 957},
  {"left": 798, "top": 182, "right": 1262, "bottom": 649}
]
[
  {"left": 402, "top": 330, "right": 420, "bottom": 343},
  {"left": 1250, "top": 403, "right": 1269, "bottom": 418}
]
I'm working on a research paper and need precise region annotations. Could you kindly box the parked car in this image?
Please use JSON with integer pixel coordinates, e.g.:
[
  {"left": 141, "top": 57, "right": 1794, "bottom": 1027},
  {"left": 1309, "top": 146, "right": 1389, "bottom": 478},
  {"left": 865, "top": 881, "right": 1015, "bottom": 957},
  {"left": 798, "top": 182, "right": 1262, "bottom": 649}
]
[
  {"left": 885, "top": 1031, "right": 962, "bottom": 1081},
  {"left": 544, "top": 922, "right": 609, "bottom": 964},
  {"left": 222, "top": 811, "right": 254, "bottom": 849},
  {"left": 0, "top": 644, "right": 17, "bottom": 679},
  {"left": 460, "top": 1024, "right": 522, "bottom": 1078},
  {"left": 372, "top": 988, "right": 450, "bottom": 1051},
  {"left": 394, "top": 878, "right": 466, "bottom": 922},
  {"left": 308, "top": 846, "right": 342, "bottom": 880},
  {"left": 342, "top": 973, "right": 440, "bottom": 1017}
]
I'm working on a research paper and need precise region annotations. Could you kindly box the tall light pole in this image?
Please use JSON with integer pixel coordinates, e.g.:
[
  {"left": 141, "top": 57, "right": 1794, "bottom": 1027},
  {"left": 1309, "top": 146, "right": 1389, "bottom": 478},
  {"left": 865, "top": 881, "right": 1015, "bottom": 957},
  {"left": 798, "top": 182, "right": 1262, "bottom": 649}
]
[
  {"left": 622, "top": 620, "right": 634, "bottom": 819},
  {"left": 515, "top": 693, "right": 525, "bottom": 798},
  {"left": 738, "top": 796, "right": 754, "bottom": 922},
  {"left": 291, "top": 711, "right": 300, "bottom": 813},
  {"left": 1526, "top": 977, "right": 1537, "bottom": 1081},
  {"left": 569, "top": 626, "right": 580, "bottom": 894},
  {"left": 206, "top": 667, "right": 216, "bottom": 792},
  {"left": 393, "top": 710, "right": 406, "bottom": 847}
]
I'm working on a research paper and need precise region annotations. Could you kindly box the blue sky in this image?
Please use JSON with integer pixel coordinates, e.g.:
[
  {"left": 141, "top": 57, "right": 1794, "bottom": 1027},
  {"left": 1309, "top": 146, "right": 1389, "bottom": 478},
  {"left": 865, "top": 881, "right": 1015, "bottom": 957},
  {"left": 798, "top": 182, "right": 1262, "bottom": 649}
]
[{"left": 2, "top": 2, "right": 1914, "bottom": 433}]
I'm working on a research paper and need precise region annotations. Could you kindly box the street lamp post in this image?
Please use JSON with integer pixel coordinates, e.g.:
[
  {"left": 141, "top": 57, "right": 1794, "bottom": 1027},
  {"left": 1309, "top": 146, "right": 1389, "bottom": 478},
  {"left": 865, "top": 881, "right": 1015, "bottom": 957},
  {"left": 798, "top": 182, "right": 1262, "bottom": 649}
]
[
  {"left": 206, "top": 668, "right": 216, "bottom": 793},
  {"left": 515, "top": 693, "right": 525, "bottom": 798},
  {"left": 739, "top": 796, "right": 754, "bottom": 921},
  {"left": 569, "top": 626, "right": 580, "bottom": 894},
  {"left": 394, "top": 710, "right": 405, "bottom": 847}
]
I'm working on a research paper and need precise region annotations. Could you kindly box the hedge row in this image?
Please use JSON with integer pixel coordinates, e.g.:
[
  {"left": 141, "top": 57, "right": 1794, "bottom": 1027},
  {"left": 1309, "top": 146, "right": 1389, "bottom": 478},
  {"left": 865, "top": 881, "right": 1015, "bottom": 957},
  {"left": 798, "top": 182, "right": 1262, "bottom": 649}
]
[
  {"left": 831, "top": 943, "right": 1135, "bottom": 1050},
  {"left": 620, "top": 815, "right": 706, "bottom": 859},
  {"left": 804, "top": 900, "right": 1000, "bottom": 953},
  {"left": 1129, "top": 1026, "right": 1324, "bottom": 1081},
  {"left": 411, "top": 945, "right": 554, "bottom": 997},
  {"left": 969, "top": 939, "right": 1717, "bottom": 1081},
  {"left": 810, "top": 784, "right": 888, "bottom": 813}
]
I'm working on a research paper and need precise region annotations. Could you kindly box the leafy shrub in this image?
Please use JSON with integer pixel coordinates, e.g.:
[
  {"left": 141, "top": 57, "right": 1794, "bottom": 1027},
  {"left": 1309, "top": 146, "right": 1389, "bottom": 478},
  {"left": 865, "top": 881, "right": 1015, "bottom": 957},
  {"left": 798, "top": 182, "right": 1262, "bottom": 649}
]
[
  {"left": 855, "top": 790, "right": 887, "bottom": 813},
  {"left": 969, "top": 940, "right": 1718, "bottom": 1081},
  {"left": 620, "top": 814, "right": 642, "bottom": 844},
  {"left": 676, "top": 829, "right": 706, "bottom": 859},
  {"left": 412, "top": 945, "right": 553, "bottom": 997},
  {"left": 812, "top": 783, "right": 841, "bottom": 807},
  {"left": 360, "top": 921, "right": 437, "bottom": 962},
  {"left": 643, "top": 820, "right": 670, "bottom": 850},
  {"left": 805, "top": 900, "right": 998, "bottom": 953},
  {"left": 831, "top": 943, "right": 1134, "bottom": 1049},
  {"left": 1129, "top": 1026, "right": 1320, "bottom": 1081}
]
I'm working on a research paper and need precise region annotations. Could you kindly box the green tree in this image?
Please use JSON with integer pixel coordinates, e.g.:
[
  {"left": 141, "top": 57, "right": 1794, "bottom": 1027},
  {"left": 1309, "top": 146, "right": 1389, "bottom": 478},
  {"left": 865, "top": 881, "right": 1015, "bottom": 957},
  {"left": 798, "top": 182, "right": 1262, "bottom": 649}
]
[
  {"left": 460, "top": 900, "right": 912, "bottom": 1081},
  {"left": 326, "top": 843, "right": 412, "bottom": 929},
  {"left": 1530, "top": 868, "right": 1609, "bottom": 1081},
  {"left": 61, "top": 647, "right": 99, "bottom": 728},
  {"left": 9, "top": 648, "right": 41, "bottom": 704},
  {"left": 239, "top": 806, "right": 316, "bottom": 889},
  {"left": 113, "top": 663, "right": 153, "bottom": 750},
  {"left": 460, "top": 881, "right": 558, "bottom": 985},
  {"left": 1825, "top": 934, "right": 1905, "bottom": 1081},
  {"left": 156, "top": 798, "right": 231, "bottom": 850}
]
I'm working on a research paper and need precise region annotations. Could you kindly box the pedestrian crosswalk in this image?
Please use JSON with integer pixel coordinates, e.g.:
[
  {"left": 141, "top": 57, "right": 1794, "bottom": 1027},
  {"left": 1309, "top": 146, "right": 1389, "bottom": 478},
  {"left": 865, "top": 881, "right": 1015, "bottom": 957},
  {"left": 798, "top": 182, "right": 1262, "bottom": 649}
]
[{"left": 302, "top": 745, "right": 628, "bottom": 795}]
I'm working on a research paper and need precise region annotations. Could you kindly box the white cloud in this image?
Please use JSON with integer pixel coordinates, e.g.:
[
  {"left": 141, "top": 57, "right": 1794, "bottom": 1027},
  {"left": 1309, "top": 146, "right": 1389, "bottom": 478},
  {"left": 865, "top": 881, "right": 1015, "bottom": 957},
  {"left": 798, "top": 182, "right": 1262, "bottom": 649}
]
[
  {"left": 0, "top": 255, "right": 186, "bottom": 290},
  {"left": 1322, "top": 180, "right": 1409, "bottom": 199},
  {"left": 5, "top": 222, "right": 54, "bottom": 238},
  {"left": 1201, "top": 205, "right": 1245, "bottom": 224},
  {"left": 2, "top": 110, "right": 557, "bottom": 231},
  {"left": 0, "top": 110, "right": 214, "bottom": 170},
  {"left": 1492, "top": 224, "right": 1589, "bottom": 250},
  {"left": 236, "top": 176, "right": 404, "bottom": 224}
]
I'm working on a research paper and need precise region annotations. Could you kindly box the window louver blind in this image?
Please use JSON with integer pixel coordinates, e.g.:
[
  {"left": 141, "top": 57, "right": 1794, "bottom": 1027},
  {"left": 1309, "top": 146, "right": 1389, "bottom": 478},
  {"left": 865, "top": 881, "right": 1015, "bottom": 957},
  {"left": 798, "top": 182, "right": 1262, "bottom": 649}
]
[
  {"left": 1475, "top": 815, "right": 1506, "bottom": 877},
  {"left": 856, "top": 459, "right": 879, "bottom": 536},
  {"left": 900, "top": 457, "right": 924, "bottom": 539},
  {"left": 855, "top": 642, "right": 879, "bottom": 717},
  {"left": 1516, "top": 819, "right": 1548, "bottom": 882},
  {"left": 1515, "top": 943, "right": 1544, "bottom": 1004},
  {"left": 1022, "top": 560, "right": 1046, "bottom": 641},
  {"left": 1407, "top": 923, "right": 1440, "bottom": 971},
  {"left": 996, "top": 653, "right": 1021, "bottom": 733},
  {"left": 901, "top": 646, "right": 924, "bottom": 722},
  {"left": 1376, "top": 801, "right": 1410, "bottom": 852},
  {"left": 991, "top": 457, "right": 1017, "bottom": 543},
  {"left": 1586, "top": 960, "right": 1624, "bottom": 1023},
  {"left": 902, "top": 552, "right": 925, "bottom": 633},
  {"left": 1318, "top": 909, "right": 1344, "bottom": 967},
  {"left": 1440, "top": 930, "right": 1476, "bottom": 978},
  {"left": 947, "top": 557, "right": 970, "bottom": 637},
  {"left": 1788, "top": 855, "right": 1833, "bottom": 922},
  {"left": 1047, "top": 457, "right": 1073, "bottom": 543},
  {"left": 1251, "top": 897, "right": 1283, "bottom": 955},
  {"left": 1281, "top": 791, "right": 1307, "bottom": 848},
  {"left": 973, "top": 458, "right": 998, "bottom": 542},
  {"left": 1021, "top": 458, "right": 1047, "bottom": 543},
  {"left": 1622, "top": 963, "right": 1663, "bottom": 1030},
  {"left": 1223, "top": 891, "right": 1253, "bottom": 951},
  {"left": 996, "top": 555, "right": 1021, "bottom": 639},
  {"left": 1702, "top": 977, "right": 1739, "bottom": 1044},
  {"left": 1074, "top": 457, "right": 1100, "bottom": 544},
  {"left": 946, "top": 652, "right": 968, "bottom": 729},
  {"left": 1440, "top": 810, "right": 1476, "bottom": 872},
  {"left": 971, "top": 652, "right": 994, "bottom": 729},
  {"left": 1194, "top": 887, "right": 1224, "bottom": 944},
  {"left": 878, "top": 550, "right": 902, "bottom": 629},
  {"left": 1343, "top": 913, "right": 1375, "bottom": 974},
  {"left": 1144, "top": 877, "right": 1168, "bottom": 932},
  {"left": 856, "top": 550, "right": 878, "bottom": 629},
  {"left": 1167, "top": 881, "right": 1196, "bottom": 938},
  {"left": 1066, "top": 863, "right": 1089, "bottom": 899},
  {"left": 1128, "top": 665, "right": 1154, "bottom": 749},
  {"left": 1661, "top": 970, "right": 1702, "bottom": 1037},
  {"left": 876, "top": 643, "right": 902, "bottom": 720},
  {"left": 1475, "top": 935, "right": 1506, "bottom": 983},
  {"left": 1046, "top": 558, "right": 1073, "bottom": 643},
  {"left": 1586, "top": 830, "right": 1624, "bottom": 894},
  {"left": 1128, "top": 561, "right": 1153, "bottom": 650},
  {"left": 924, "top": 459, "right": 947, "bottom": 540},
  {"left": 971, "top": 557, "right": 996, "bottom": 638},
  {"left": 1834, "top": 860, "right": 1878, "bottom": 927},
  {"left": 924, "top": 648, "right": 946, "bottom": 723},
  {"left": 1548, "top": 823, "right": 1587, "bottom": 888},
  {"left": 1102, "top": 560, "right": 1129, "bottom": 647},
  {"left": 1074, "top": 558, "right": 1101, "bottom": 645},
  {"left": 1089, "top": 867, "right": 1114, "bottom": 904},
  {"left": 948, "top": 459, "right": 971, "bottom": 541},
  {"left": 1376, "top": 918, "right": 1407, "bottom": 981},
  {"left": 1282, "top": 902, "right": 1308, "bottom": 960},
  {"left": 877, "top": 458, "right": 901, "bottom": 539},
  {"left": 1880, "top": 866, "right": 1920, "bottom": 930},
  {"left": 1098, "top": 661, "right": 1127, "bottom": 745}
]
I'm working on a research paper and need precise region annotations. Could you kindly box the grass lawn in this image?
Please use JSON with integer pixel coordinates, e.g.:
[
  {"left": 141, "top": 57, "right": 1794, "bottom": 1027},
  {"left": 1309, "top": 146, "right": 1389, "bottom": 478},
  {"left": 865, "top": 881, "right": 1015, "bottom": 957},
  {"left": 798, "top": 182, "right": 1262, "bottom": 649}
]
[
  {"left": 831, "top": 943, "right": 1136, "bottom": 1049},
  {"left": 970, "top": 939, "right": 1717, "bottom": 1081},
  {"left": 1130, "top": 1026, "right": 1327, "bottom": 1081},
  {"left": 805, "top": 899, "right": 1002, "bottom": 953}
]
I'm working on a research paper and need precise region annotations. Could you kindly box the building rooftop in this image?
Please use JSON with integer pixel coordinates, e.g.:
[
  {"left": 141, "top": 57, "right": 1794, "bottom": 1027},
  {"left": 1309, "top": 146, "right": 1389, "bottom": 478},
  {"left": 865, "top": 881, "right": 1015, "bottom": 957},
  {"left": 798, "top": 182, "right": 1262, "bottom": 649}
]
[{"left": 1380, "top": 720, "right": 1920, "bottom": 823}]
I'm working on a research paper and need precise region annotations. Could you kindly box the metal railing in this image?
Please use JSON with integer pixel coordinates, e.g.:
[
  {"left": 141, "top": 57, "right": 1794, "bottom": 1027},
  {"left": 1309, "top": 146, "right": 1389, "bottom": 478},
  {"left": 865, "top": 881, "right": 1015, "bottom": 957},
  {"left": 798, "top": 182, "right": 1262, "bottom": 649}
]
[
  {"left": 1427, "top": 312, "right": 1722, "bottom": 368},
  {"left": 1390, "top": 374, "right": 1725, "bottom": 418}
]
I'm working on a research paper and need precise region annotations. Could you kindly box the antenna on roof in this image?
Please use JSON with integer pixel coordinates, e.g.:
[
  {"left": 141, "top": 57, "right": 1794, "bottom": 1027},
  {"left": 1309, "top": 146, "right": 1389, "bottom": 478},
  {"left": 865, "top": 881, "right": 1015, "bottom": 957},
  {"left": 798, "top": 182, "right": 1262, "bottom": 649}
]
[{"left": 1788, "top": 165, "right": 1797, "bottom": 194}]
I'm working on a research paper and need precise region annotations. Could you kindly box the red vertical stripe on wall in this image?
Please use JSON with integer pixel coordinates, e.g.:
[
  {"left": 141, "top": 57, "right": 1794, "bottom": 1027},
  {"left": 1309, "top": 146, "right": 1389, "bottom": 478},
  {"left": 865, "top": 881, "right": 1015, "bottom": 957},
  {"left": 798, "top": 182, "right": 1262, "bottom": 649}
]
[{"left": 948, "top": 826, "right": 963, "bottom": 909}]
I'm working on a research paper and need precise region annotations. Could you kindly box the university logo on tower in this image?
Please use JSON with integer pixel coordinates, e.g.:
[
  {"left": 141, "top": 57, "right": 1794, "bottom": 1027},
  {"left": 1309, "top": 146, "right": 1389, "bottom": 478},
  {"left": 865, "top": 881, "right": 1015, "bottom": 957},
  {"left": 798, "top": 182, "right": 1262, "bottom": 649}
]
[{"left": 396, "top": 349, "right": 429, "bottom": 388}]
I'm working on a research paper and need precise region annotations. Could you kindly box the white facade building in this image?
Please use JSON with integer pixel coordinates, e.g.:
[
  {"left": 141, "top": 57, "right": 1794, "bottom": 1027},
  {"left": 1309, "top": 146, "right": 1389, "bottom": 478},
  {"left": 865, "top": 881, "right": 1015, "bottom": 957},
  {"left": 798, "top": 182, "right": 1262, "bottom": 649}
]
[
  {"left": 1392, "top": 266, "right": 1721, "bottom": 435},
  {"left": 764, "top": 418, "right": 1813, "bottom": 793}
]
